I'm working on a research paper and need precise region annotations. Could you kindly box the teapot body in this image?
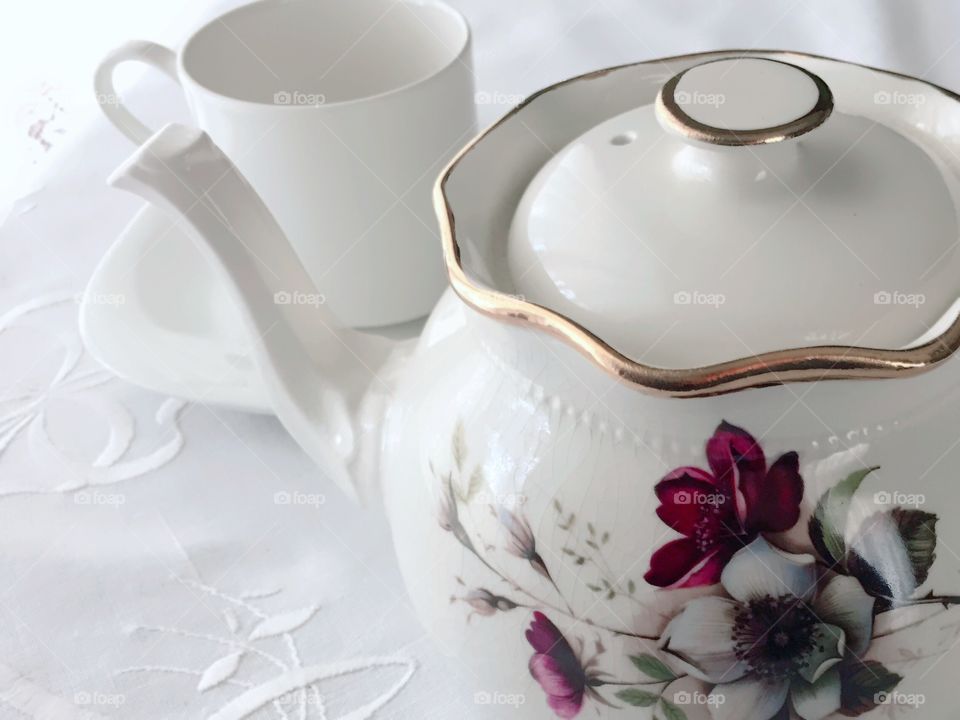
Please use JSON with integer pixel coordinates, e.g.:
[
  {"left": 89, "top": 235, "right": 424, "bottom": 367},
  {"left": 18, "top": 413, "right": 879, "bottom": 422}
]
[
  {"left": 104, "top": 55, "right": 960, "bottom": 719},
  {"left": 382, "top": 290, "right": 960, "bottom": 719}
]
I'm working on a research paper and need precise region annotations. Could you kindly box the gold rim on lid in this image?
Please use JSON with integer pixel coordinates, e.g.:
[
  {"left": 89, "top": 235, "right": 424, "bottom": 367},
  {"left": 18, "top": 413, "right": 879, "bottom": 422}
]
[{"left": 655, "top": 57, "right": 834, "bottom": 146}]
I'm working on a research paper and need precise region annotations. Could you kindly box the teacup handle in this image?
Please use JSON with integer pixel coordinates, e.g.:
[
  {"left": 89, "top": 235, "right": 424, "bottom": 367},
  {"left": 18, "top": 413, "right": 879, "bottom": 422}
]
[{"left": 94, "top": 40, "right": 179, "bottom": 145}]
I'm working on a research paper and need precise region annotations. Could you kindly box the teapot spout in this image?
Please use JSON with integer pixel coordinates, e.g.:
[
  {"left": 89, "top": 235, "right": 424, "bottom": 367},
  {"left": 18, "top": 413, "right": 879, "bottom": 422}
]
[{"left": 109, "top": 123, "right": 405, "bottom": 503}]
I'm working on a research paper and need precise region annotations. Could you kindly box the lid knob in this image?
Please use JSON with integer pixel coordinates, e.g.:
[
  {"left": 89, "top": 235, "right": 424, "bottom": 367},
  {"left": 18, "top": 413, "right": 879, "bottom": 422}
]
[{"left": 656, "top": 57, "right": 834, "bottom": 146}]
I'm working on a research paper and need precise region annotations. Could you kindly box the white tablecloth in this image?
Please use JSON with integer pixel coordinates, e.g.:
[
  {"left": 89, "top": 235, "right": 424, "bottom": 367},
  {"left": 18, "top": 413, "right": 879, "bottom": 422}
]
[{"left": 3, "top": 2, "right": 960, "bottom": 718}]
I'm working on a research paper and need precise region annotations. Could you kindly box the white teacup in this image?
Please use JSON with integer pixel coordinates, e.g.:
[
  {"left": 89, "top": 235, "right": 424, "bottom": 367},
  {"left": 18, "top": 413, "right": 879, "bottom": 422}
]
[{"left": 95, "top": 0, "right": 475, "bottom": 328}]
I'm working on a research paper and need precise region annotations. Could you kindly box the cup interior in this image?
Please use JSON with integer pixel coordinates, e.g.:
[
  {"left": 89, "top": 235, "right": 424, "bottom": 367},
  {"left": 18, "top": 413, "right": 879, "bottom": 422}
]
[{"left": 181, "top": 0, "right": 468, "bottom": 105}]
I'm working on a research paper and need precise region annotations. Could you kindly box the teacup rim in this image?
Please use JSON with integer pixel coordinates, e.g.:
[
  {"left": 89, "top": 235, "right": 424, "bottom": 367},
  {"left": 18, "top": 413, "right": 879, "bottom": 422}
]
[{"left": 177, "top": 0, "right": 472, "bottom": 110}]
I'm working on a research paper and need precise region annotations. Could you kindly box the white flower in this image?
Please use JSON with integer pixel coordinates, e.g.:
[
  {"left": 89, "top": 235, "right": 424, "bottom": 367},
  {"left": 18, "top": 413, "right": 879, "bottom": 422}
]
[{"left": 659, "top": 537, "right": 875, "bottom": 720}]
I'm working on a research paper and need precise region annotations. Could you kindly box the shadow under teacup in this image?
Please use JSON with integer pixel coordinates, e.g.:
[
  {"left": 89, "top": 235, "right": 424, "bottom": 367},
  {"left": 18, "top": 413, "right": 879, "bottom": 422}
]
[{"left": 95, "top": 0, "right": 476, "bottom": 328}]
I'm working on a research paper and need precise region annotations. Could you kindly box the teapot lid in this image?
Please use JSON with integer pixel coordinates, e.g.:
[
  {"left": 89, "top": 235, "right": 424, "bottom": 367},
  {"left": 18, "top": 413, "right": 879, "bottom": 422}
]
[
  {"left": 507, "top": 56, "right": 960, "bottom": 371},
  {"left": 437, "top": 51, "right": 960, "bottom": 396}
]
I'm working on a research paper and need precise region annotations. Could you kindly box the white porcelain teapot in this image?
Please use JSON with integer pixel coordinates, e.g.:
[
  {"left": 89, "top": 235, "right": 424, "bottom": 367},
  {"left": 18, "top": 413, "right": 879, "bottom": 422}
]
[{"left": 110, "top": 50, "right": 960, "bottom": 720}]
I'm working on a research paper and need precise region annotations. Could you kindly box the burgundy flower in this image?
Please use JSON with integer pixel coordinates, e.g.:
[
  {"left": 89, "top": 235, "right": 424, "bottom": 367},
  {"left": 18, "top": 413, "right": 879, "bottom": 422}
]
[
  {"left": 526, "top": 612, "right": 590, "bottom": 718},
  {"left": 644, "top": 421, "right": 804, "bottom": 589}
]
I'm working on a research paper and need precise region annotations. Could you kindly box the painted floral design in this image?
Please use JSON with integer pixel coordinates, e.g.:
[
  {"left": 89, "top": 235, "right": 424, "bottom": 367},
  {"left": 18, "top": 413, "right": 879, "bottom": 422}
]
[
  {"left": 527, "top": 612, "right": 609, "bottom": 718},
  {"left": 660, "top": 537, "right": 874, "bottom": 720},
  {"left": 435, "top": 419, "right": 960, "bottom": 720},
  {"left": 502, "top": 508, "right": 552, "bottom": 579},
  {"left": 645, "top": 422, "right": 803, "bottom": 588}
]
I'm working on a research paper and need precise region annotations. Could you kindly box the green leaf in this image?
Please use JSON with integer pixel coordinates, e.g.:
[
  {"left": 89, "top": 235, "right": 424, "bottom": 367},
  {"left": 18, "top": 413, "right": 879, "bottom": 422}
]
[
  {"left": 838, "top": 659, "right": 901, "bottom": 716},
  {"left": 452, "top": 421, "right": 466, "bottom": 473},
  {"left": 629, "top": 654, "right": 676, "bottom": 682},
  {"left": 809, "top": 467, "right": 879, "bottom": 567},
  {"left": 659, "top": 698, "right": 687, "bottom": 720},
  {"left": 891, "top": 508, "right": 938, "bottom": 585},
  {"left": 615, "top": 688, "right": 659, "bottom": 707},
  {"left": 847, "top": 508, "right": 938, "bottom": 609},
  {"left": 627, "top": 579, "right": 636, "bottom": 595}
]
